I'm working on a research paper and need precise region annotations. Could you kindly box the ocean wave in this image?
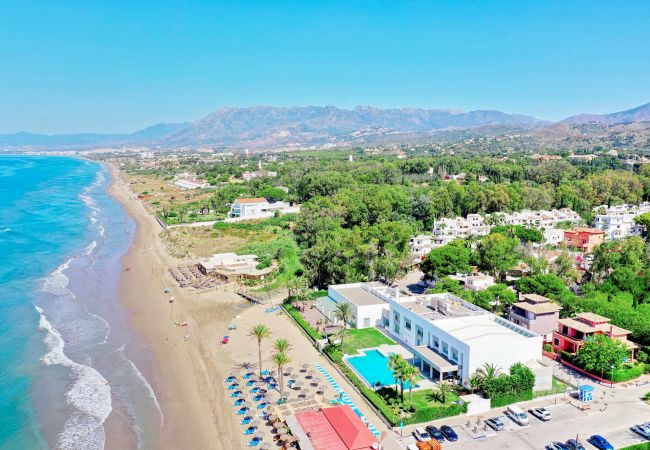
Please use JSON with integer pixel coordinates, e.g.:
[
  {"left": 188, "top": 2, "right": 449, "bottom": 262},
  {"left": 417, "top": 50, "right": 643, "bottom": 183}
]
[
  {"left": 0, "top": 227, "right": 10, "bottom": 233},
  {"left": 36, "top": 305, "right": 112, "bottom": 450},
  {"left": 42, "top": 259, "right": 76, "bottom": 298},
  {"left": 117, "top": 346, "right": 164, "bottom": 426},
  {"left": 82, "top": 240, "right": 97, "bottom": 256},
  {"left": 97, "top": 224, "right": 105, "bottom": 237}
]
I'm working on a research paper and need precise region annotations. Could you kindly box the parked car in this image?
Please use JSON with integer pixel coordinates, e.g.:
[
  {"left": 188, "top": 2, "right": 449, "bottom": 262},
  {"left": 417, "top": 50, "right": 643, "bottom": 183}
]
[
  {"left": 631, "top": 424, "right": 650, "bottom": 440},
  {"left": 588, "top": 435, "right": 614, "bottom": 450},
  {"left": 566, "top": 439, "right": 586, "bottom": 450},
  {"left": 530, "top": 407, "right": 552, "bottom": 421},
  {"left": 486, "top": 416, "right": 506, "bottom": 431},
  {"left": 506, "top": 405, "right": 530, "bottom": 426},
  {"left": 413, "top": 428, "right": 431, "bottom": 442},
  {"left": 440, "top": 425, "right": 458, "bottom": 442},
  {"left": 425, "top": 426, "right": 445, "bottom": 443},
  {"left": 547, "top": 442, "right": 570, "bottom": 450}
]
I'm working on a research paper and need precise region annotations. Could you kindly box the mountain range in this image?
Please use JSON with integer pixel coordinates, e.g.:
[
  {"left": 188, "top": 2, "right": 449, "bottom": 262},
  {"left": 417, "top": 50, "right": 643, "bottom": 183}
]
[{"left": 2, "top": 102, "right": 649, "bottom": 150}]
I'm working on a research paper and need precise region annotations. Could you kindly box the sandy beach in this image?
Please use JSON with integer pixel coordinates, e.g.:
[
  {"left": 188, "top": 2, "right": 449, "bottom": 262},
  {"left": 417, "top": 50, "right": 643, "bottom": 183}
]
[
  {"left": 106, "top": 164, "right": 387, "bottom": 449},
  {"left": 108, "top": 165, "right": 244, "bottom": 449}
]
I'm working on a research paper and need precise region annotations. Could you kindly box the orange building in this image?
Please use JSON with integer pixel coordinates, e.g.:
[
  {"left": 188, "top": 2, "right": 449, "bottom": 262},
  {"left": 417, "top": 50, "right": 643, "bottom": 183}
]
[{"left": 563, "top": 227, "right": 605, "bottom": 253}]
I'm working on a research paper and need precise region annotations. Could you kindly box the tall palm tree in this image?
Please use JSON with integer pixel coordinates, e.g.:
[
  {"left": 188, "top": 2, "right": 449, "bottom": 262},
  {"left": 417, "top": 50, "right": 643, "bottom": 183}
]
[
  {"left": 474, "top": 362, "right": 502, "bottom": 391},
  {"left": 272, "top": 338, "right": 293, "bottom": 354},
  {"left": 334, "top": 302, "right": 353, "bottom": 350},
  {"left": 272, "top": 352, "right": 291, "bottom": 403},
  {"left": 248, "top": 324, "right": 272, "bottom": 378},
  {"left": 388, "top": 354, "right": 407, "bottom": 400},
  {"left": 404, "top": 365, "right": 422, "bottom": 409}
]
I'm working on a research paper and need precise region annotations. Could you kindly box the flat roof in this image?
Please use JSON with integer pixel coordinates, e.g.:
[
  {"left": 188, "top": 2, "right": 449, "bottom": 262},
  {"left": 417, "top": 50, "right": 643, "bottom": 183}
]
[
  {"left": 522, "top": 293, "right": 552, "bottom": 304},
  {"left": 234, "top": 197, "right": 267, "bottom": 204},
  {"left": 557, "top": 318, "right": 595, "bottom": 334},
  {"left": 576, "top": 312, "right": 610, "bottom": 324},
  {"left": 512, "top": 301, "right": 562, "bottom": 315},
  {"left": 433, "top": 314, "right": 538, "bottom": 343},
  {"left": 334, "top": 286, "right": 386, "bottom": 306},
  {"left": 413, "top": 346, "right": 458, "bottom": 372}
]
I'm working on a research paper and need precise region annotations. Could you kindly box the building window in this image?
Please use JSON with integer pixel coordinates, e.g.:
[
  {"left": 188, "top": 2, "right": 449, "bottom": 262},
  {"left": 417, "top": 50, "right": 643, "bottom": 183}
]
[
  {"left": 451, "top": 349, "right": 458, "bottom": 362},
  {"left": 416, "top": 325, "right": 423, "bottom": 338},
  {"left": 404, "top": 318, "right": 412, "bottom": 330},
  {"left": 561, "top": 325, "right": 569, "bottom": 335},
  {"left": 553, "top": 338, "right": 560, "bottom": 346},
  {"left": 432, "top": 337, "right": 439, "bottom": 348},
  {"left": 442, "top": 342, "right": 448, "bottom": 355},
  {"left": 393, "top": 312, "right": 400, "bottom": 333}
]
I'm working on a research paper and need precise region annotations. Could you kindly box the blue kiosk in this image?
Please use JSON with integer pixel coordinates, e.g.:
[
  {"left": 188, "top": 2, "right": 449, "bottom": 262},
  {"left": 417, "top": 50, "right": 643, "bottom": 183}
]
[{"left": 578, "top": 384, "right": 594, "bottom": 402}]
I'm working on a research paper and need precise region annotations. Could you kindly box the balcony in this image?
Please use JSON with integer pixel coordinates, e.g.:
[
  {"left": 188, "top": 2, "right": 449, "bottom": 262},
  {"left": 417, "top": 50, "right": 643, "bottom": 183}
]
[{"left": 509, "top": 310, "right": 533, "bottom": 327}]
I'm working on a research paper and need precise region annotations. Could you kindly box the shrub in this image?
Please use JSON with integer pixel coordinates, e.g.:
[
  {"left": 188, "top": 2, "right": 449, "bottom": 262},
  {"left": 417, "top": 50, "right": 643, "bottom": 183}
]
[
  {"left": 611, "top": 363, "right": 645, "bottom": 382},
  {"left": 490, "top": 391, "right": 534, "bottom": 408},
  {"left": 543, "top": 343, "right": 554, "bottom": 353},
  {"left": 283, "top": 304, "right": 324, "bottom": 341},
  {"left": 403, "top": 404, "right": 467, "bottom": 425},
  {"left": 642, "top": 391, "right": 650, "bottom": 401}
]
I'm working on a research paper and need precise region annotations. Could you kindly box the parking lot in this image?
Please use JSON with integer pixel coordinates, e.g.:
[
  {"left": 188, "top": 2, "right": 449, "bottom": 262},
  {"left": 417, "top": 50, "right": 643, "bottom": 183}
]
[{"left": 398, "top": 401, "right": 650, "bottom": 449}]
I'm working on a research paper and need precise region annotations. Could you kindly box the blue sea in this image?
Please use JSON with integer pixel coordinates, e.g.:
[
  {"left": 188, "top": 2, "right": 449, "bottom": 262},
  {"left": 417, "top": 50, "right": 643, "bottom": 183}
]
[{"left": 0, "top": 156, "right": 162, "bottom": 449}]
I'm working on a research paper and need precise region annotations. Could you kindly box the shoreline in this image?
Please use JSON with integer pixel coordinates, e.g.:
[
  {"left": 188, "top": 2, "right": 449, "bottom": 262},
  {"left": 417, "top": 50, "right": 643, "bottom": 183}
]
[{"left": 106, "top": 164, "right": 243, "bottom": 449}]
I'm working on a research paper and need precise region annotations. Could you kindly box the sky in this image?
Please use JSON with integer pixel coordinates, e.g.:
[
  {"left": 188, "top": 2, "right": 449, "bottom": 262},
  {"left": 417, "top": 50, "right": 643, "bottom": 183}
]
[{"left": 1, "top": 1, "right": 650, "bottom": 133}]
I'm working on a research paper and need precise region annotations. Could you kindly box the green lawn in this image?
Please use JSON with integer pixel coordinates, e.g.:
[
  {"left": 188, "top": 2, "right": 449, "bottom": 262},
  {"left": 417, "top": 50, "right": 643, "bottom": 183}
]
[
  {"left": 342, "top": 328, "right": 395, "bottom": 355},
  {"left": 534, "top": 377, "right": 569, "bottom": 398},
  {"left": 410, "top": 388, "right": 459, "bottom": 409}
]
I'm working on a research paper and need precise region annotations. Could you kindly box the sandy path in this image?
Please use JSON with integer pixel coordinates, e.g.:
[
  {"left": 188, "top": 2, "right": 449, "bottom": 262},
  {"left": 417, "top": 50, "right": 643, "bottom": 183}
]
[{"left": 108, "top": 165, "right": 244, "bottom": 449}]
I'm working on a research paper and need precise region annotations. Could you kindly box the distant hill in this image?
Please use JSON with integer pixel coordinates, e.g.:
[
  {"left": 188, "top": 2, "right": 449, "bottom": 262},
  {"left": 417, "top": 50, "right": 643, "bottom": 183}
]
[
  {"left": 0, "top": 122, "right": 190, "bottom": 148},
  {"left": 562, "top": 102, "right": 650, "bottom": 125},
  {"left": 163, "top": 105, "right": 547, "bottom": 147}
]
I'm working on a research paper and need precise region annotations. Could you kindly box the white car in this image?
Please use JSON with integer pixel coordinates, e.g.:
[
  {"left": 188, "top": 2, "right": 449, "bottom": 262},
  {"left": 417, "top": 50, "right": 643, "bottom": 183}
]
[
  {"left": 631, "top": 424, "right": 650, "bottom": 440},
  {"left": 530, "top": 407, "right": 552, "bottom": 421},
  {"left": 413, "top": 427, "right": 432, "bottom": 441}
]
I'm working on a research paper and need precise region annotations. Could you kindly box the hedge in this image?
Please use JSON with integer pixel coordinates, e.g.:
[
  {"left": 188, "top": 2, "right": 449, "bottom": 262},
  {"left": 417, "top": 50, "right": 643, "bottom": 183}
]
[
  {"left": 620, "top": 444, "right": 650, "bottom": 450},
  {"left": 321, "top": 345, "right": 467, "bottom": 426},
  {"left": 611, "top": 363, "right": 645, "bottom": 382},
  {"left": 283, "top": 304, "right": 324, "bottom": 342},
  {"left": 490, "top": 391, "right": 534, "bottom": 408}
]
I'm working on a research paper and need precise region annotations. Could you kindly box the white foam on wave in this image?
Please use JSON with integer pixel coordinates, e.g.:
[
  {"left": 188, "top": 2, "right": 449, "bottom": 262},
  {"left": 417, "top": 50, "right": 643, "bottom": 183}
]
[
  {"left": 82, "top": 240, "right": 97, "bottom": 256},
  {"left": 35, "top": 305, "right": 113, "bottom": 450},
  {"left": 0, "top": 227, "right": 10, "bottom": 233},
  {"left": 42, "top": 259, "right": 76, "bottom": 298},
  {"left": 117, "top": 346, "right": 164, "bottom": 426},
  {"left": 97, "top": 224, "right": 105, "bottom": 237}
]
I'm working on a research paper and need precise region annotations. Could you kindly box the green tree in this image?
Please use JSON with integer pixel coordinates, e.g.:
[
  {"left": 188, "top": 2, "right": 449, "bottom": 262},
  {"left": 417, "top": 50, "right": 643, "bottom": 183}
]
[
  {"left": 248, "top": 324, "right": 272, "bottom": 378},
  {"left": 421, "top": 240, "right": 471, "bottom": 279},
  {"left": 272, "top": 338, "right": 293, "bottom": 354},
  {"left": 434, "top": 381, "right": 454, "bottom": 404},
  {"left": 574, "top": 334, "right": 629, "bottom": 378},
  {"left": 476, "top": 233, "right": 521, "bottom": 280},
  {"left": 634, "top": 212, "right": 650, "bottom": 241},
  {"left": 516, "top": 273, "right": 569, "bottom": 299},
  {"left": 404, "top": 365, "right": 422, "bottom": 409},
  {"left": 473, "top": 362, "right": 503, "bottom": 392}
]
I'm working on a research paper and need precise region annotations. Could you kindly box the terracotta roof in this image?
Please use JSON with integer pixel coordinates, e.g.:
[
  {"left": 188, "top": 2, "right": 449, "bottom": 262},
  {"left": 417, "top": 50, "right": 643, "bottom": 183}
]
[
  {"left": 512, "top": 301, "right": 562, "bottom": 315},
  {"left": 234, "top": 197, "right": 267, "bottom": 204},
  {"left": 557, "top": 318, "right": 595, "bottom": 334},
  {"left": 565, "top": 227, "right": 605, "bottom": 234}
]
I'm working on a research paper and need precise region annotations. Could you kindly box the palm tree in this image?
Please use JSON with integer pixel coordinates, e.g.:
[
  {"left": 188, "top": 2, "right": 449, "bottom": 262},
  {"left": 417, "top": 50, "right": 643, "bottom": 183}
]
[
  {"left": 387, "top": 353, "right": 404, "bottom": 393},
  {"left": 272, "top": 352, "right": 291, "bottom": 403},
  {"left": 404, "top": 365, "right": 422, "bottom": 409},
  {"left": 474, "top": 362, "right": 502, "bottom": 391},
  {"left": 248, "top": 324, "right": 272, "bottom": 378},
  {"left": 272, "top": 338, "right": 293, "bottom": 354},
  {"left": 335, "top": 302, "right": 353, "bottom": 350},
  {"left": 436, "top": 381, "right": 454, "bottom": 404}
]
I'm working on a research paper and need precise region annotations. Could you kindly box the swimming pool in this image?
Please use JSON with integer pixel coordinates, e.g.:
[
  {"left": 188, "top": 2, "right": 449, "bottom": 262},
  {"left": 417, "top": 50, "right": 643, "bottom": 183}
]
[{"left": 347, "top": 349, "right": 418, "bottom": 388}]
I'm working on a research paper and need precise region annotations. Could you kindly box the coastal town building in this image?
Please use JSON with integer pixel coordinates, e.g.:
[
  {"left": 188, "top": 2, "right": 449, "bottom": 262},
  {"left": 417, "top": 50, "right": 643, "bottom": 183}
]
[
  {"left": 286, "top": 405, "right": 379, "bottom": 450},
  {"left": 552, "top": 312, "right": 639, "bottom": 360},
  {"left": 227, "top": 198, "right": 300, "bottom": 221},
  {"left": 173, "top": 179, "right": 211, "bottom": 190},
  {"left": 242, "top": 161, "right": 278, "bottom": 181},
  {"left": 508, "top": 294, "right": 562, "bottom": 341},
  {"left": 315, "top": 282, "right": 396, "bottom": 329},
  {"left": 432, "top": 214, "right": 490, "bottom": 239},
  {"left": 462, "top": 274, "right": 496, "bottom": 291},
  {"left": 387, "top": 293, "right": 546, "bottom": 386},
  {"left": 563, "top": 227, "right": 605, "bottom": 253},
  {"left": 197, "top": 252, "right": 273, "bottom": 281},
  {"left": 593, "top": 202, "right": 650, "bottom": 240}
]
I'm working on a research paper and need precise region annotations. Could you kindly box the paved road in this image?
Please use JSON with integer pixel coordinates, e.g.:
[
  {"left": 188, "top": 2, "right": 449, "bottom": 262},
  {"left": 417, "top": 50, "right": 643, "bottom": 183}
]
[{"left": 396, "top": 380, "right": 650, "bottom": 449}]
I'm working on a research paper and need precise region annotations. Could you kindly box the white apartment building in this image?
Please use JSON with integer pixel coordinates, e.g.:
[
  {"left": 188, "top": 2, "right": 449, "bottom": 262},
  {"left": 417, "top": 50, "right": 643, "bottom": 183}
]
[
  {"left": 387, "top": 293, "right": 547, "bottom": 387},
  {"left": 593, "top": 202, "right": 650, "bottom": 240},
  {"left": 432, "top": 208, "right": 580, "bottom": 241}
]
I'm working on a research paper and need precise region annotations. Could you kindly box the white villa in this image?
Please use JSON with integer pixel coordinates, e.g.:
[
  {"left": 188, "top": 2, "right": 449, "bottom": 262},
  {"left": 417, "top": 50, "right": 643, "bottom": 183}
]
[
  {"left": 593, "top": 202, "right": 650, "bottom": 240},
  {"left": 227, "top": 198, "right": 300, "bottom": 221}
]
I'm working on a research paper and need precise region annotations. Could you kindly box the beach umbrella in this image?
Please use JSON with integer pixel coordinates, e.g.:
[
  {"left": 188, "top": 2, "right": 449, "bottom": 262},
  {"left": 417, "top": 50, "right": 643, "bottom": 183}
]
[
  {"left": 259, "top": 445, "right": 270, "bottom": 450},
  {"left": 279, "top": 433, "right": 291, "bottom": 442},
  {"left": 267, "top": 414, "right": 277, "bottom": 422},
  {"left": 251, "top": 420, "right": 261, "bottom": 427},
  {"left": 243, "top": 402, "right": 253, "bottom": 409},
  {"left": 293, "top": 381, "right": 303, "bottom": 387},
  {"left": 272, "top": 421, "right": 283, "bottom": 429},
  {"left": 275, "top": 427, "right": 288, "bottom": 434},
  {"left": 286, "top": 367, "right": 294, "bottom": 372}
]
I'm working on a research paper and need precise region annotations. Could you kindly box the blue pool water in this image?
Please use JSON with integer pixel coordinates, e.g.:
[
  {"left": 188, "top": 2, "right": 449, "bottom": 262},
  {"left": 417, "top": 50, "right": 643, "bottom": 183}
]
[{"left": 347, "top": 349, "right": 418, "bottom": 388}]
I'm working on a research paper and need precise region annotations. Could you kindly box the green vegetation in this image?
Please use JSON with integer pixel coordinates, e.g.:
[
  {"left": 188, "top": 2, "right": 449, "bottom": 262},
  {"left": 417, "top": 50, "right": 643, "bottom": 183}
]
[
  {"left": 470, "top": 362, "right": 536, "bottom": 407},
  {"left": 341, "top": 328, "right": 395, "bottom": 355},
  {"left": 574, "top": 334, "right": 630, "bottom": 379},
  {"left": 620, "top": 444, "right": 650, "bottom": 450},
  {"left": 534, "top": 377, "right": 568, "bottom": 398}
]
